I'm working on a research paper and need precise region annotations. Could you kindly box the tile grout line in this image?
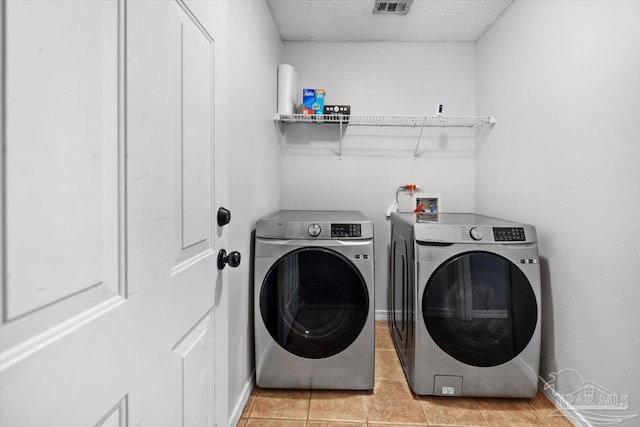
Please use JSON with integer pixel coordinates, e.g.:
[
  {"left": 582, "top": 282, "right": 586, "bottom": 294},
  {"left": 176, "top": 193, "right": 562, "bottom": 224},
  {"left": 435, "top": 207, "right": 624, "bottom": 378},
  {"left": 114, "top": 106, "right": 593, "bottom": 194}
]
[
  {"left": 307, "top": 390, "right": 311, "bottom": 426},
  {"left": 533, "top": 406, "right": 555, "bottom": 427},
  {"left": 526, "top": 396, "right": 556, "bottom": 427},
  {"left": 417, "top": 394, "right": 429, "bottom": 426},
  {"left": 475, "top": 398, "right": 491, "bottom": 427},
  {"left": 364, "top": 385, "right": 370, "bottom": 426}
]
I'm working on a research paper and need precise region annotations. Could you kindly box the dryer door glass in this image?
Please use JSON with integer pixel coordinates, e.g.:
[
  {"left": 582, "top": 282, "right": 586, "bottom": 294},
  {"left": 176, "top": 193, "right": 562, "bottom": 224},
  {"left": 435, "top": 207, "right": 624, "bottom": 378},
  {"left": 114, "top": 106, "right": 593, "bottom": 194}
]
[
  {"left": 422, "top": 251, "right": 537, "bottom": 367},
  {"left": 260, "top": 247, "right": 369, "bottom": 359}
]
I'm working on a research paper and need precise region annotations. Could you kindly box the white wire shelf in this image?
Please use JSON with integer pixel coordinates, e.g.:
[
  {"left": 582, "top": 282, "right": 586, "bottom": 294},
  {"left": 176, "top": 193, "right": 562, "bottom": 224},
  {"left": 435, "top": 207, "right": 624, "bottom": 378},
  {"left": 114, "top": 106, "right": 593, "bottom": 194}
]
[
  {"left": 274, "top": 114, "right": 496, "bottom": 127},
  {"left": 273, "top": 113, "right": 497, "bottom": 157}
]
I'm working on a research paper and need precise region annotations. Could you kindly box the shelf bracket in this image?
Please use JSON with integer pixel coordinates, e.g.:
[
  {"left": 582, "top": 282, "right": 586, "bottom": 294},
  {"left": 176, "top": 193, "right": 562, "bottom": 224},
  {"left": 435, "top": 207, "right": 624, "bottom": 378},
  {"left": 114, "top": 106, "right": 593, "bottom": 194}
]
[
  {"left": 413, "top": 118, "right": 427, "bottom": 158},
  {"left": 339, "top": 119, "right": 343, "bottom": 157}
]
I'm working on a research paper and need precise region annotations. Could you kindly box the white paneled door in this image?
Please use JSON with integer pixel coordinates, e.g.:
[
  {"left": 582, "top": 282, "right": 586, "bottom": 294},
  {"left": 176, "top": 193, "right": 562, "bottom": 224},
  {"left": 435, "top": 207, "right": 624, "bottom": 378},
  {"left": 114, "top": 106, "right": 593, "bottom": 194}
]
[{"left": 1, "top": 1, "right": 228, "bottom": 426}]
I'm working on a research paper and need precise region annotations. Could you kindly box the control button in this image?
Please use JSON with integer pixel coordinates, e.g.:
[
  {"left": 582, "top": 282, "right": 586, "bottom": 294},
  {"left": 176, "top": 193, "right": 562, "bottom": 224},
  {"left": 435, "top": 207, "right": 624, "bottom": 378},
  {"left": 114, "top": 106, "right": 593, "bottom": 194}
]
[
  {"left": 355, "top": 254, "right": 360, "bottom": 259},
  {"left": 363, "top": 254, "right": 369, "bottom": 259},
  {"left": 308, "top": 223, "right": 321, "bottom": 237},
  {"left": 469, "top": 227, "right": 484, "bottom": 241}
]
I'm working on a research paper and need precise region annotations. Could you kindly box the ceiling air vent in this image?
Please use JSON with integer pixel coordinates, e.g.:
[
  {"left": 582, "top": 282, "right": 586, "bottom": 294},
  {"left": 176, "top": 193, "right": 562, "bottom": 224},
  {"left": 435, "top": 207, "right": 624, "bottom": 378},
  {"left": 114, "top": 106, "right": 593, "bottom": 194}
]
[{"left": 373, "top": 0, "right": 413, "bottom": 15}]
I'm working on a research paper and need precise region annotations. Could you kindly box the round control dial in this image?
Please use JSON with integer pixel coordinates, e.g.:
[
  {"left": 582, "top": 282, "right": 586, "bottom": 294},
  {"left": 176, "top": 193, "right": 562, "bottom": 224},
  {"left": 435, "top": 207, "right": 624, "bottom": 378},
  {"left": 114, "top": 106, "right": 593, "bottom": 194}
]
[
  {"left": 308, "top": 224, "right": 321, "bottom": 237},
  {"left": 469, "top": 227, "right": 484, "bottom": 241}
]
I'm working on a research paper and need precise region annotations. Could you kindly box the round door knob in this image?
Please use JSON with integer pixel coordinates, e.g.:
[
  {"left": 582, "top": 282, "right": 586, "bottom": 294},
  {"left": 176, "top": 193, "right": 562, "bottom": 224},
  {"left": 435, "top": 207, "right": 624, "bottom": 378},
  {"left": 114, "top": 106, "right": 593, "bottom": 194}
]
[
  {"left": 469, "top": 227, "right": 484, "bottom": 241},
  {"left": 217, "top": 249, "right": 241, "bottom": 270},
  {"left": 308, "top": 224, "right": 321, "bottom": 237}
]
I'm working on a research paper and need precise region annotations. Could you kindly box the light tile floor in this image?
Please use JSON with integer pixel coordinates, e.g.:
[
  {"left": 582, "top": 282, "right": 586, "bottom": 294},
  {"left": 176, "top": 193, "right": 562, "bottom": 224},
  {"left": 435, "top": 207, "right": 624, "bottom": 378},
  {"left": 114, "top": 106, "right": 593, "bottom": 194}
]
[{"left": 238, "top": 321, "right": 573, "bottom": 427}]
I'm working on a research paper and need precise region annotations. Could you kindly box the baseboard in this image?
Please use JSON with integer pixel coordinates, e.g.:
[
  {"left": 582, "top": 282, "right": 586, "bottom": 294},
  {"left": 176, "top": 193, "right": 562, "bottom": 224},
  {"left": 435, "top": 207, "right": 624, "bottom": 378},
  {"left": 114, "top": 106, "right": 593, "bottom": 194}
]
[
  {"left": 375, "top": 309, "right": 389, "bottom": 321},
  {"left": 228, "top": 373, "right": 255, "bottom": 427},
  {"left": 538, "top": 376, "right": 587, "bottom": 427}
]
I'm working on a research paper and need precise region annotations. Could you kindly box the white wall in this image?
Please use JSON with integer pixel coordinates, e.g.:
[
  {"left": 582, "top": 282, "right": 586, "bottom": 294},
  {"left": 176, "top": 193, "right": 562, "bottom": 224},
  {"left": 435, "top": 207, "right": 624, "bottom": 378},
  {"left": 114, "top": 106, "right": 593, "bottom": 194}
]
[
  {"left": 477, "top": 0, "right": 640, "bottom": 420},
  {"left": 281, "top": 42, "right": 477, "bottom": 313},
  {"left": 227, "top": 1, "right": 282, "bottom": 422}
]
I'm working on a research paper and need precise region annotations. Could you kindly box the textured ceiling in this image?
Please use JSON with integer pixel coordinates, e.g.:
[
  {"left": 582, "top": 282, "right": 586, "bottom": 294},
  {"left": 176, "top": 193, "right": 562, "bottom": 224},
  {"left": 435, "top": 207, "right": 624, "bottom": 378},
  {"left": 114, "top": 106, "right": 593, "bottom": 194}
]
[{"left": 266, "top": 0, "right": 513, "bottom": 42}]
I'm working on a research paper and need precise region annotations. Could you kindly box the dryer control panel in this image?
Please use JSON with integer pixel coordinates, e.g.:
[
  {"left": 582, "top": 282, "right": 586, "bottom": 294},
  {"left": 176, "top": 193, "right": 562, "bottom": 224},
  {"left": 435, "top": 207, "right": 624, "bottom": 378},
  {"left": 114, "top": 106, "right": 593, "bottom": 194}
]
[
  {"left": 257, "top": 219, "right": 373, "bottom": 240},
  {"left": 331, "top": 223, "right": 362, "bottom": 238},
  {"left": 493, "top": 227, "right": 526, "bottom": 241},
  {"left": 458, "top": 226, "right": 527, "bottom": 242}
]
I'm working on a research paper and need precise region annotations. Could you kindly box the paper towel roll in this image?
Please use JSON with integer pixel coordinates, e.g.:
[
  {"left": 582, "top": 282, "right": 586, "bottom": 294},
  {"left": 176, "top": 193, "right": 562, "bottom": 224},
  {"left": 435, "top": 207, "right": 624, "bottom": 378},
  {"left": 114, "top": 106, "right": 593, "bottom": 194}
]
[
  {"left": 293, "top": 69, "right": 298, "bottom": 109},
  {"left": 277, "top": 64, "right": 296, "bottom": 115}
]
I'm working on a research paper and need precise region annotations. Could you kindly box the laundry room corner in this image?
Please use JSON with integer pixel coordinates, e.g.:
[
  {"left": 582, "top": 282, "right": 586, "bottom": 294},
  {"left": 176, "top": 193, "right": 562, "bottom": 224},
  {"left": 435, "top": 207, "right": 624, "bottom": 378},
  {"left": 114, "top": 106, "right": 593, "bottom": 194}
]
[
  {"left": 227, "top": 1, "right": 283, "bottom": 425},
  {"left": 280, "top": 42, "right": 479, "bottom": 318},
  {"left": 476, "top": 1, "right": 640, "bottom": 422}
]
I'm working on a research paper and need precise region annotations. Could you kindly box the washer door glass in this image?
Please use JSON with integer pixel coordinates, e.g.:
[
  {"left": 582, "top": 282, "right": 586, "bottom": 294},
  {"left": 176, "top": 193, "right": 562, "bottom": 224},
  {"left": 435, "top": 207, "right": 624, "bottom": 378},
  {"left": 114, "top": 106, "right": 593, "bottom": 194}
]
[
  {"left": 260, "top": 247, "right": 369, "bottom": 359},
  {"left": 422, "top": 251, "right": 537, "bottom": 367}
]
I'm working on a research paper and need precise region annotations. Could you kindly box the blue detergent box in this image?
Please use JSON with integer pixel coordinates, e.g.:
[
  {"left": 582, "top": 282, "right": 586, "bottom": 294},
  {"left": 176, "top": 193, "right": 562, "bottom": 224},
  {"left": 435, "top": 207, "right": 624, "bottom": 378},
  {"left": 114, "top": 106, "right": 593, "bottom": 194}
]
[{"left": 302, "top": 88, "right": 325, "bottom": 115}]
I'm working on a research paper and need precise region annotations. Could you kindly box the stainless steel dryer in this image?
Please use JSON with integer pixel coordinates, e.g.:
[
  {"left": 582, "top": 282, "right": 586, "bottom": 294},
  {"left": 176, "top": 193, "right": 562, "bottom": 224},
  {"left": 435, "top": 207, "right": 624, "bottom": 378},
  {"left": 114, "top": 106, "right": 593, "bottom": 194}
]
[
  {"left": 254, "top": 210, "right": 375, "bottom": 389},
  {"left": 389, "top": 212, "right": 541, "bottom": 397}
]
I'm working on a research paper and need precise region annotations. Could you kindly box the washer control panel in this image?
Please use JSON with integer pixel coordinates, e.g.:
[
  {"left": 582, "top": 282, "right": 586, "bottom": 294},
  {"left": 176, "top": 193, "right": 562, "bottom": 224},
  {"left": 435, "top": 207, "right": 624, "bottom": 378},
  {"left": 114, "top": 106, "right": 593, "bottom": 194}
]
[
  {"left": 257, "top": 216, "right": 374, "bottom": 240},
  {"left": 403, "top": 213, "right": 536, "bottom": 244},
  {"left": 331, "top": 223, "right": 362, "bottom": 238},
  {"left": 493, "top": 227, "right": 526, "bottom": 242}
]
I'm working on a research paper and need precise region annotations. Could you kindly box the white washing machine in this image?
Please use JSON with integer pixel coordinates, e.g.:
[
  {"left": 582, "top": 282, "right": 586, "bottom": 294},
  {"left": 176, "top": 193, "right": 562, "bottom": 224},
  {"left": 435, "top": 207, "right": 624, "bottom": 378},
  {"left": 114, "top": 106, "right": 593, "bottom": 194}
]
[
  {"left": 389, "top": 212, "right": 541, "bottom": 397},
  {"left": 254, "top": 210, "right": 375, "bottom": 390}
]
